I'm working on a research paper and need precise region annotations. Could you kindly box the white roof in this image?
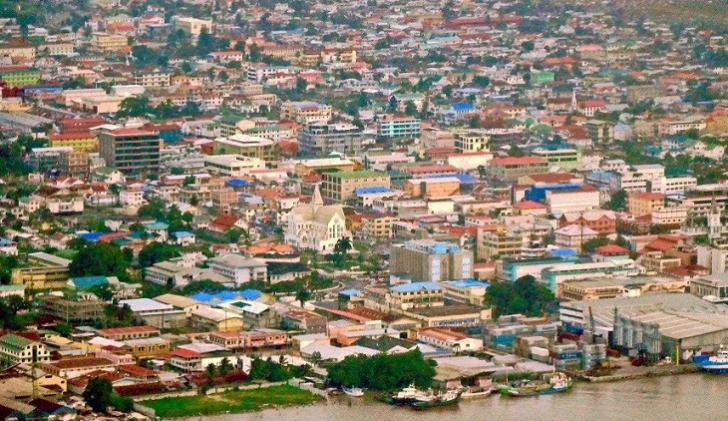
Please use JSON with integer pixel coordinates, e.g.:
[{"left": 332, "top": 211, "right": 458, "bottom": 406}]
[
  {"left": 191, "top": 307, "right": 243, "bottom": 322},
  {"left": 119, "top": 298, "right": 174, "bottom": 312},
  {"left": 177, "top": 342, "right": 227, "bottom": 354},
  {"left": 300, "top": 343, "right": 378, "bottom": 361}
]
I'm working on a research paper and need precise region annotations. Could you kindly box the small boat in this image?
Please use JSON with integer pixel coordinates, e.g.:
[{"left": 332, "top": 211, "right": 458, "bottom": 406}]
[
  {"left": 343, "top": 386, "right": 365, "bottom": 397},
  {"left": 410, "top": 389, "right": 460, "bottom": 409},
  {"left": 498, "top": 372, "right": 573, "bottom": 397},
  {"left": 696, "top": 346, "right": 728, "bottom": 373},
  {"left": 326, "top": 387, "right": 343, "bottom": 396},
  {"left": 390, "top": 383, "right": 425, "bottom": 405},
  {"left": 460, "top": 386, "right": 493, "bottom": 399}
]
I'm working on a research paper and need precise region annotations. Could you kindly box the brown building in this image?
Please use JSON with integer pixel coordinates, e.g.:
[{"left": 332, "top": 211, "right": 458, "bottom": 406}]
[{"left": 558, "top": 210, "right": 617, "bottom": 235}]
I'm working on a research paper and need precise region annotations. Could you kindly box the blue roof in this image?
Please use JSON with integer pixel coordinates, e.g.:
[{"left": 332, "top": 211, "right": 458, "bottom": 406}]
[
  {"left": 355, "top": 186, "right": 394, "bottom": 195},
  {"left": 339, "top": 288, "right": 360, "bottom": 297},
  {"left": 391, "top": 282, "right": 442, "bottom": 293},
  {"left": 457, "top": 88, "right": 482, "bottom": 94},
  {"left": 424, "top": 173, "right": 477, "bottom": 184},
  {"left": 69, "top": 276, "right": 109, "bottom": 290},
  {"left": 451, "top": 102, "right": 475, "bottom": 111},
  {"left": 445, "top": 279, "right": 490, "bottom": 289},
  {"left": 226, "top": 179, "right": 248, "bottom": 187},
  {"left": 549, "top": 248, "right": 578, "bottom": 258},
  {"left": 191, "top": 289, "right": 262, "bottom": 304},
  {"left": 172, "top": 231, "right": 194, "bottom": 238},
  {"left": 79, "top": 232, "right": 103, "bottom": 242}
]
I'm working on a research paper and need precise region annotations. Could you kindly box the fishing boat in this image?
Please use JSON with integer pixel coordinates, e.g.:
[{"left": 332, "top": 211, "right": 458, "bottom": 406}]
[
  {"left": 343, "top": 386, "right": 365, "bottom": 397},
  {"left": 410, "top": 390, "right": 460, "bottom": 409},
  {"left": 695, "top": 346, "right": 728, "bottom": 373},
  {"left": 390, "top": 383, "right": 425, "bottom": 405},
  {"left": 460, "top": 386, "right": 493, "bottom": 399},
  {"left": 498, "top": 372, "right": 573, "bottom": 397}
]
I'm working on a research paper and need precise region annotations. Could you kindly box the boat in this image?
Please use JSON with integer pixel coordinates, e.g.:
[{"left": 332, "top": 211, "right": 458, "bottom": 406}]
[
  {"left": 498, "top": 372, "right": 573, "bottom": 397},
  {"left": 390, "top": 383, "right": 426, "bottom": 405},
  {"left": 343, "top": 386, "right": 365, "bottom": 397},
  {"left": 696, "top": 346, "right": 728, "bottom": 373},
  {"left": 460, "top": 386, "right": 493, "bottom": 399},
  {"left": 326, "top": 387, "right": 343, "bottom": 396},
  {"left": 410, "top": 390, "right": 460, "bottom": 409}
]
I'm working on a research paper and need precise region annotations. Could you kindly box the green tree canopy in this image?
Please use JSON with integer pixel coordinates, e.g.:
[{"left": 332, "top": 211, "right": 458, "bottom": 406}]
[
  {"left": 69, "top": 243, "right": 130, "bottom": 279},
  {"left": 138, "top": 242, "right": 180, "bottom": 268},
  {"left": 83, "top": 377, "right": 113, "bottom": 413},
  {"left": 327, "top": 349, "right": 435, "bottom": 391},
  {"left": 484, "top": 275, "right": 556, "bottom": 318}
]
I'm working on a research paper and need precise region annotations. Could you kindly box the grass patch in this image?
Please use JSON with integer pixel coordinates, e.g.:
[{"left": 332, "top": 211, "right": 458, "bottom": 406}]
[
  {"left": 54, "top": 249, "right": 78, "bottom": 260},
  {"left": 142, "top": 385, "right": 322, "bottom": 418}
]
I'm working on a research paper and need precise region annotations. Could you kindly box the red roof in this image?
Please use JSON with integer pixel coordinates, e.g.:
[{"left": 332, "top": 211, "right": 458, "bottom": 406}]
[
  {"left": 513, "top": 200, "right": 547, "bottom": 210},
  {"left": 97, "top": 326, "right": 159, "bottom": 336},
  {"left": 527, "top": 173, "right": 578, "bottom": 184},
  {"left": 594, "top": 244, "right": 630, "bottom": 255},
  {"left": 172, "top": 348, "right": 201, "bottom": 358},
  {"left": 629, "top": 192, "right": 664, "bottom": 201},
  {"left": 119, "top": 364, "right": 158, "bottom": 377}
]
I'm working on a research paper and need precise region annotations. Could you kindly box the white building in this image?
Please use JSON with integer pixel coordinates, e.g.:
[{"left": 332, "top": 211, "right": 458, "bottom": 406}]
[
  {"left": 204, "top": 154, "right": 265, "bottom": 177},
  {"left": 207, "top": 254, "right": 268, "bottom": 286},
  {"left": 284, "top": 185, "right": 350, "bottom": 253},
  {"left": 546, "top": 185, "right": 600, "bottom": 214}
]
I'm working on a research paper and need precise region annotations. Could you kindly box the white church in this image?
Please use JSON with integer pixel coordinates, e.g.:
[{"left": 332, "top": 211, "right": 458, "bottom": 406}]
[{"left": 284, "top": 185, "right": 350, "bottom": 253}]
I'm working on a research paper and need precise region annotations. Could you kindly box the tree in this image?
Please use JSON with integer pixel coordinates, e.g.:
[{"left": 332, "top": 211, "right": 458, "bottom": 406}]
[
  {"left": 218, "top": 357, "right": 233, "bottom": 376},
  {"left": 334, "top": 237, "right": 353, "bottom": 256},
  {"left": 83, "top": 377, "right": 113, "bottom": 413},
  {"left": 205, "top": 363, "right": 217, "bottom": 384},
  {"left": 472, "top": 75, "right": 490, "bottom": 88},
  {"left": 295, "top": 288, "right": 311, "bottom": 307},
  {"left": 581, "top": 235, "right": 611, "bottom": 254},
  {"left": 484, "top": 275, "right": 556, "bottom": 318},
  {"left": 69, "top": 243, "right": 129, "bottom": 279},
  {"left": 247, "top": 43, "right": 261, "bottom": 62},
  {"left": 116, "top": 96, "right": 151, "bottom": 118},
  {"left": 327, "top": 349, "right": 435, "bottom": 390},
  {"left": 138, "top": 242, "right": 180, "bottom": 268},
  {"left": 404, "top": 101, "right": 418, "bottom": 117},
  {"left": 296, "top": 77, "right": 308, "bottom": 92},
  {"left": 606, "top": 189, "right": 628, "bottom": 211}
]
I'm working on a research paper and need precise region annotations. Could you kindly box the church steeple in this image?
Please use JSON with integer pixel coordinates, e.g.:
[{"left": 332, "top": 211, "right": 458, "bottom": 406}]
[
  {"left": 312, "top": 183, "right": 323, "bottom": 211},
  {"left": 709, "top": 194, "right": 721, "bottom": 240},
  {"left": 571, "top": 89, "right": 578, "bottom": 111}
]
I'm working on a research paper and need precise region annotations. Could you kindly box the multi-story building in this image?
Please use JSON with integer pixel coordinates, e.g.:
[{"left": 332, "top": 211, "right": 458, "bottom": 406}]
[
  {"left": 90, "top": 32, "right": 128, "bottom": 52},
  {"left": 40, "top": 295, "right": 105, "bottom": 322},
  {"left": 531, "top": 146, "right": 581, "bottom": 171},
  {"left": 299, "top": 122, "right": 368, "bottom": 156},
  {"left": 361, "top": 214, "right": 397, "bottom": 239},
  {"left": 209, "top": 330, "right": 289, "bottom": 350},
  {"left": 322, "top": 170, "right": 390, "bottom": 204},
  {"left": 133, "top": 69, "right": 171, "bottom": 87},
  {"left": 478, "top": 230, "right": 522, "bottom": 260},
  {"left": 627, "top": 192, "right": 664, "bottom": 216},
  {"left": 0, "top": 334, "right": 51, "bottom": 365},
  {"left": 585, "top": 119, "right": 615, "bottom": 144},
  {"left": 0, "top": 39, "right": 36, "bottom": 62},
  {"left": 294, "top": 157, "right": 356, "bottom": 176},
  {"left": 280, "top": 101, "right": 332, "bottom": 124},
  {"left": 558, "top": 210, "right": 617, "bottom": 235},
  {"left": 40, "top": 42, "right": 75, "bottom": 56},
  {"left": 58, "top": 150, "right": 88, "bottom": 178},
  {"left": 545, "top": 185, "right": 600, "bottom": 214},
  {"left": 96, "top": 326, "right": 161, "bottom": 341},
  {"left": 245, "top": 124, "right": 294, "bottom": 142},
  {"left": 390, "top": 239, "right": 473, "bottom": 283},
  {"left": 212, "top": 134, "right": 278, "bottom": 161},
  {"left": 404, "top": 177, "right": 460, "bottom": 198},
  {"left": 204, "top": 155, "right": 265, "bottom": 177},
  {"left": 486, "top": 156, "right": 549, "bottom": 182},
  {"left": 175, "top": 17, "right": 213, "bottom": 40},
  {"left": 453, "top": 131, "right": 490, "bottom": 152},
  {"left": 48, "top": 132, "right": 98, "bottom": 152},
  {"left": 376, "top": 114, "right": 421, "bottom": 138},
  {"left": 208, "top": 254, "right": 267, "bottom": 286},
  {"left": 0, "top": 65, "right": 40, "bottom": 87},
  {"left": 98, "top": 128, "right": 161, "bottom": 175}
]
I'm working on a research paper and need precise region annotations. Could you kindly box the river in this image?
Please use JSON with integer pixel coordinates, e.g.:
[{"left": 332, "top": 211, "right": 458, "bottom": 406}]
[{"left": 189, "top": 374, "right": 720, "bottom": 421}]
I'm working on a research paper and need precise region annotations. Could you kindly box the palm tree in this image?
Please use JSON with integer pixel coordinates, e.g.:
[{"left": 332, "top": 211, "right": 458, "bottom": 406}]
[
  {"left": 335, "top": 237, "right": 353, "bottom": 257},
  {"left": 218, "top": 357, "right": 233, "bottom": 376},
  {"left": 205, "top": 363, "right": 217, "bottom": 384},
  {"left": 295, "top": 288, "right": 311, "bottom": 307}
]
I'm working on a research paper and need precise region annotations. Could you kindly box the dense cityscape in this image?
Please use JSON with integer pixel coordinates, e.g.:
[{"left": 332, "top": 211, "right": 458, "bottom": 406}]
[{"left": 0, "top": 0, "right": 727, "bottom": 419}]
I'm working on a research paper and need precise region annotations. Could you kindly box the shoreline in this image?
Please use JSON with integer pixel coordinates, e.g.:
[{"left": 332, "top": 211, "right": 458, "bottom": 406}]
[{"left": 570, "top": 363, "right": 702, "bottom": 382}]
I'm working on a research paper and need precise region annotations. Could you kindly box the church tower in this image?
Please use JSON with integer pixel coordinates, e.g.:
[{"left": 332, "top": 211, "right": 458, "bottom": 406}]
[
  {"left": 709, "top": 196, "right": 722, "bottom": 240},
  {"left": 312, "top": 183, "right": 324, "bottom": 213}
]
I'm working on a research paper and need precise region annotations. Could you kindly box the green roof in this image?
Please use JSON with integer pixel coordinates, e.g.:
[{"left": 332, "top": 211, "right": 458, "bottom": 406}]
[
  {"left": 0, "top": 334, "right": 35, "bottom": 351},
  {"left": 68, "top": 276, "right": 108, "bottom": 290},
  {"left": 326, "top": 170, "right": 387, "bottom": 179}
]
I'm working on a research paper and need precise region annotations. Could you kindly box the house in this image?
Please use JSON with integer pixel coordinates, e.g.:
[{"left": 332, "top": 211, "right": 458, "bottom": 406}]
[
  {"left": 0, "top": 334, "right": 51, "bottom": 365},
  {"left": 208, "top": 214, "right": 246, "bottom": 236},
  {"left": 207, "top": 254, "right": 267, "bottom": 286},
  {"left": 417, "top": 328, "right": 483, "bottom": 352}
]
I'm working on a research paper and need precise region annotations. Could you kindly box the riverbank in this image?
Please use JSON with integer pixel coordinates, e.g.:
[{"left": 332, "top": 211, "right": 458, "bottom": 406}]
[
  {"left": 141, "top": 385, "right": 324, "bottom": 418},
  {"left": 571, "top": 361, "right": 701, "bottom": 382}
]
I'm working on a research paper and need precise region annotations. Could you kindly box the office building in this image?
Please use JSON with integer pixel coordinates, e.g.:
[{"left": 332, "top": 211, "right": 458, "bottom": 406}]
[
  {"left": 322, "top": 170, "right": 390, "bottom": 204},
  {"left": 376, "top": 114, "right": 421, "bottom": 138},
  {"left": 98, "top": 128, "right": 161, "bottom": 175},
  {"left": 212, "top": 134, "right": 278, "bottom": 161},
  {"left": 299, "top": 122, "right": 368, "bottom": 156},
  {"left": 453, "top": 131, "right": 490, "bottom": 152},
  {"left": 390, "top": 239, "right": 473, "bottom": 283}
]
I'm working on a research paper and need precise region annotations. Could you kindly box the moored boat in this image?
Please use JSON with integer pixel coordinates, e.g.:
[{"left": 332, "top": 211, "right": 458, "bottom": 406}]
[
  {"left": 390, "top": 383, "right": 426, "bottom": 405},
  {"left": 498, "top": 372, "right": 573, "bottom": 397},
  {"left": 460, "top": 386, "right": 493, "bottom": 399},
  {"left": 410, "top": 390, "right": 460, "bottom": 409},
  {"left": 696, "top": 346, "right": 728, "bottom": 373},
  {"left": 343, "top": 386, "right": 365, "bottom": 397}
]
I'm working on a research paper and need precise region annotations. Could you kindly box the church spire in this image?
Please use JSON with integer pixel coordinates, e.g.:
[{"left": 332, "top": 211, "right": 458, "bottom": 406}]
[
  {"left": 312, "top": 183, "right": 323, "bottom": 211},
  {"left": 571, "top": 89, "right": 578, "bottom": 111}
]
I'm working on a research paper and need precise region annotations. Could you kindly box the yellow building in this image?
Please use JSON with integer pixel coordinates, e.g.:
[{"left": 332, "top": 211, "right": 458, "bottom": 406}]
[
  {"left": 0, "top": 40, "right": 36, "bottom": 62},
  {"left": 11, "top": 266, "right": 69, "bottom": 290},
  {"left": 123, "top": 337, "right": 170, "bottom": 358},
  {"left": 49, "top": 132, "right": 98, "bottom": 152},
  {"left": 280, "top": 101, "right": 333, "bottom": 124},
  {"left": 322, "top": 170, "right": 391, "bottom": 204},
  {"left": 213, "top": 134, "right": 278, "bottom": 161},
  {"left": 453, "top": 131, "right": 490, "bottom": 152},
  {"left": 404, "top": 177, "right": 460, "bottom": 198},
  {"left": 0, "top": 66, "right": 41, "bottom": 87},
  {"left": 294, "top": 157, "right": 356, "bottom": 176},
  {"left": 190, "top": 307, "right": 245, "bottom": 332},
  {"left": 90, "top": 32, "right": 128, "bottom": 52},
  {"left": 627, "top": 192, "right": 664, "bottom": 217}
]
